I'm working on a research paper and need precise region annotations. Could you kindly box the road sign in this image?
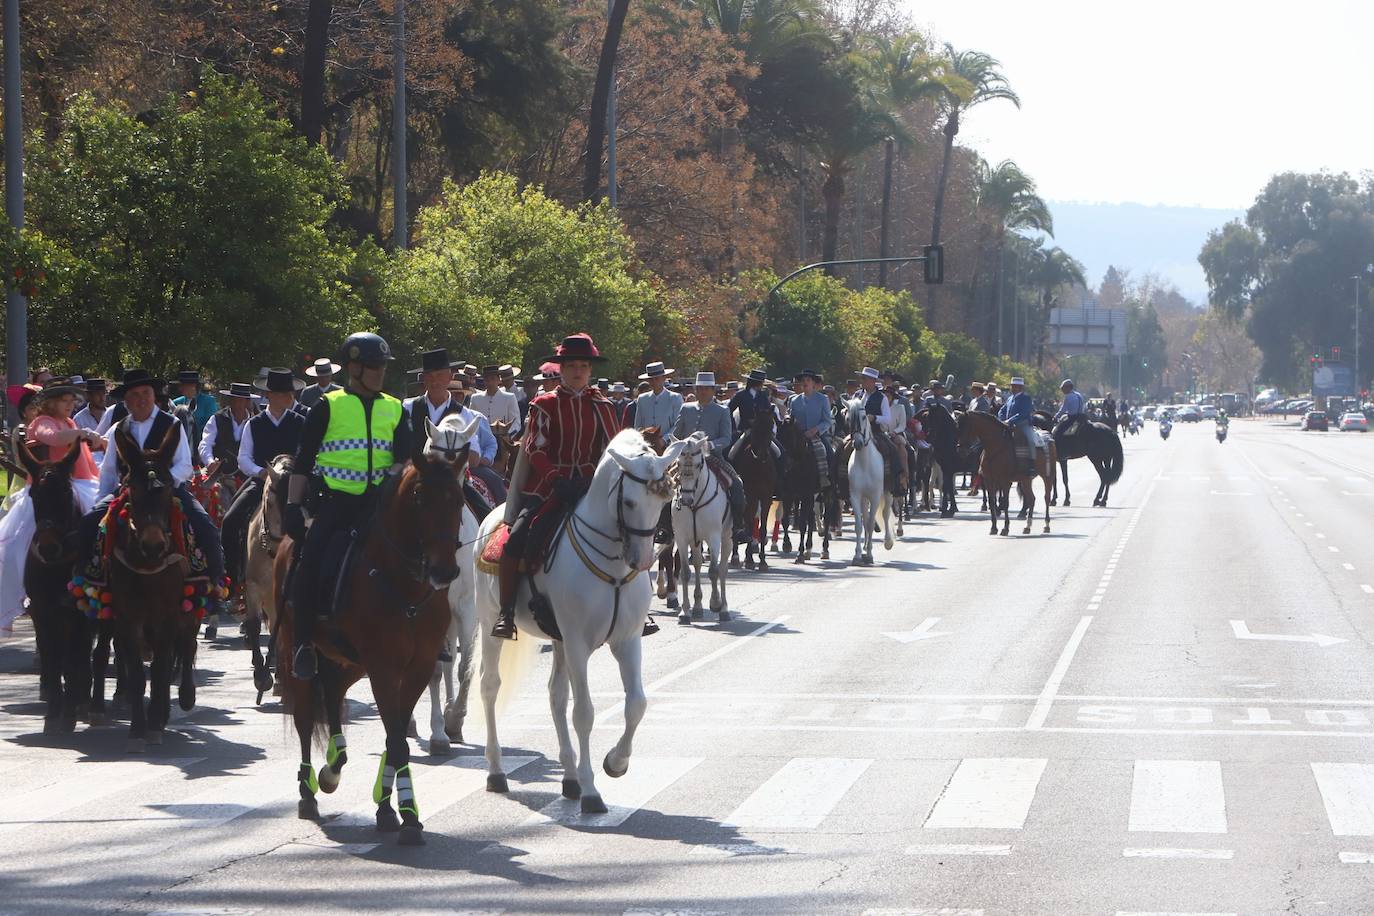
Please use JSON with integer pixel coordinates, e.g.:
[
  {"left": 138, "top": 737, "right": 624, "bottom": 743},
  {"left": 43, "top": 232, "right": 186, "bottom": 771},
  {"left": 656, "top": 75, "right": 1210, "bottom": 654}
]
[
  {"left": 1313, "top": 364, "right": 1355, "bottom": 397},
  {"left": 1049, "top": 306, "right": 1127, "bottom": 356}
]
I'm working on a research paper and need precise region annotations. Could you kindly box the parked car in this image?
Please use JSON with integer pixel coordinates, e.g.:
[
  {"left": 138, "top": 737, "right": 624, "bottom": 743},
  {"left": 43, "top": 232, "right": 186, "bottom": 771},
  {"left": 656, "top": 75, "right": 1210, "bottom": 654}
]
[
  {"left": 1302, "top": 410, "right": 1329, "bottom": 431},
  {"left": 1143, "top": 405, "right": 1158, "bottom": 421},
  {"left": 1339, "top": 412, "right": 1369, "bottom": 432},
  {"left": 1176, "top": 405, "right": 1202, "bottom": 422}
]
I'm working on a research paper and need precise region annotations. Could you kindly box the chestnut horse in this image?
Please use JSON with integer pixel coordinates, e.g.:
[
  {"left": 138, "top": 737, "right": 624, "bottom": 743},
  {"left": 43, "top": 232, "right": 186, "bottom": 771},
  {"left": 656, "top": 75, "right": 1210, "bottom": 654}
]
[
  {"left": 956, "top": 410, "right": 1054, "bottom": 536},
  {"left": 106, "top": 425, "right": 198, "bottom": 752},
  {"left": 276, "top": 419, "right": 466, "bottom": 847}
]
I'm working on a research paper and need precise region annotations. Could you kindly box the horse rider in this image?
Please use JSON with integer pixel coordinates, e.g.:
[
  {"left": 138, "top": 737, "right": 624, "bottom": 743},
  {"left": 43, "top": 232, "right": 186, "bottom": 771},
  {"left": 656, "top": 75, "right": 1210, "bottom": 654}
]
[
  {"left": 998, "top": 376, "right": 1039, "bottom": 474},
  {"left": 607, "top": 381, "right": 633, "bottom": 424},
  {"left": 634, "top": 361, "right": 683, "bottom": 439},
  {"left": 1052, "top": 378, "right": 1088, "bottom": 437},
  {"left": 402, "top": 348, "right": 505, "bottom": 506},
  {"left": 298, "top": 357, "right": 342, "bottom": 411},
  {"left": 493, "top": 332, "right": 631, "bottom": 641},
  {"left": 856, "top": 367, "right": 906, "bottom": 488},
  {"left": 789, "top": 369, "right": 834, "bottom": 489},
  {"left": 221, "top": 369, "right": 306, "bottom": 601},
  {"left": 1102, "top": 392, "right": 1118, "bottom": 427},
  {"left": 536, "top": 364, "right": 561, "bottom": 394},
  {"left": 73, "top": 378, "right": 109, "bottom": 453},
  {"left": 171, "top": 368, "right": 219, "bottom": 452},
  {"left": 75, "top": 367, "right": 227, "bottom": 610},
  {"left": 470, "top": 364, "right": 523, "bottom": 439},
  {"left": 199, "top": 381, "right": 255, "bottom": 480},
  {"left": 727, "top": 368, "right": 782, "bottom": 469},
  {"left": 674, "top": 371, "right": 751, "bottom": 545},
  {"left": 285, "top": 332, "right": 410, "bottom": 680},
  {"left": 967, "top": 381, "right": 991, "bottom": 413}
]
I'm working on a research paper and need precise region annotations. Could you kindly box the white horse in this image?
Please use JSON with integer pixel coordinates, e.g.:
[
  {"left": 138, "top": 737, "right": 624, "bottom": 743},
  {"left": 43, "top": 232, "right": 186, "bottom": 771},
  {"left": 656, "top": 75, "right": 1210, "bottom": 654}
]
[
  {"left": 409, "top": 414, "right": 483, "bottom": 755},
  {"left": 670, "top": 431, "right": 730, "bottom": 625},
  {"left": 846, "top": 400, "right": 892, "bottom": 566},
  {"left": 475, "top": 429, "right": 687, "bottom": 813}
]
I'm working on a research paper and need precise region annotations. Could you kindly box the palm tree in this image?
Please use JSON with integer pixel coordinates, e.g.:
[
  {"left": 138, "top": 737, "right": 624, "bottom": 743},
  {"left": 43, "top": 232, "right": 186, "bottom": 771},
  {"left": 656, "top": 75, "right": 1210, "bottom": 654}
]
[
  {"left": 929, "top": 46, "right": 1018, "bottom": 322},
  {"left": 862, "top": 34, "right": 947, "bottom": 287},
  {"left": 1019, "top": 239, "right": 1086, "bottom": 367},
  {"left": 696, "top": 0, "right": 827, "bottom": 63},
  {"left": 974, "top": 159, "right": 1052, "bottom": 352}
]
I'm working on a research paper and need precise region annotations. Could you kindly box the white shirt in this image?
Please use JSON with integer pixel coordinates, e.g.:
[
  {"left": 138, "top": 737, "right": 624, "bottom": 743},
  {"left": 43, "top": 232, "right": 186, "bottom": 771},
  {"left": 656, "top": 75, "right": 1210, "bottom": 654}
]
[
  {"left": 238, "top": 407, "right": 292, "bottom": 478},
  {"left": 95, "top": 405, "right": 119, "bottom": 437},
  {"left": 197, "top": 410, "right": 249, "bottom": 466},
  {"left": 468, "top": 388, "right": 521, "bottom": 435},
  {"left": 74, "top": 404, "right": 105, "bottom": 433},
  {"left": 98, "top": 410, "right": 194, "bottom": 500}
]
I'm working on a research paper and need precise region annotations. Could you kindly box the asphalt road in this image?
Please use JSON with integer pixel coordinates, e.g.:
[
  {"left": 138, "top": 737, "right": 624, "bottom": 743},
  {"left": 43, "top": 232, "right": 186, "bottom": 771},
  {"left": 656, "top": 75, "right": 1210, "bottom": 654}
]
[{"left": 4, "top": 416, "right": 1374, "bottom": 915}]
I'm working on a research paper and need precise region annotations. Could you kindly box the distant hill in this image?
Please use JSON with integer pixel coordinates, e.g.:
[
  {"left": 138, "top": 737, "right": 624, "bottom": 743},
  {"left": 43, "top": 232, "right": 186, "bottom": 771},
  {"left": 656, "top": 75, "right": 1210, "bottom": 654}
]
[{"left": 1045, "top": 201, "right": 1245, "bottom": 306}]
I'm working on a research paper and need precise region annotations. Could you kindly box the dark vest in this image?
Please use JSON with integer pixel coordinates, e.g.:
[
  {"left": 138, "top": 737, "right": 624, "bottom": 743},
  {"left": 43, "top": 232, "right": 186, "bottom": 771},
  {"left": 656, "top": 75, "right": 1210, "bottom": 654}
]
[
  {"left": 211, "top": 410, "right": 246, "bottom": 473},
  {"left": 407, "top": 395, "right": 463, "bottom": 451},
  {"left": 863, "top": 389, "right": 885, "bottom": 416},
  {"left": 114, "top": 411, "right": 178, "bottom": 478},
  {"left": 247, "top": 410, "right": 305, "bottom": 470}
]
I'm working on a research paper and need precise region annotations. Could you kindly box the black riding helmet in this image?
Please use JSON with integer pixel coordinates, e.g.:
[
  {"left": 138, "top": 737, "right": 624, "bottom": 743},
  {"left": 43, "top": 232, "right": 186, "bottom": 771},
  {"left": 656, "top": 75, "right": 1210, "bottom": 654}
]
[{"left": 339, "top": 332, "right": 396, "bottom": 365}]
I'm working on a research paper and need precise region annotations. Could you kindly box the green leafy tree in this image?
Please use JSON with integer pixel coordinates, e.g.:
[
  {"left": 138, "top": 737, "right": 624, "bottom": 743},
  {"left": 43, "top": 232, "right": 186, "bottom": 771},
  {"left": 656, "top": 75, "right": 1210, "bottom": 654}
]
[
  {"left": 749, "top": 270, "right": 850, "bottom": 377},
  {"left": 1199, "top": 172, "right": 1374, "bottom": 386},
  {"left": 380, "top": 172, "right": 655, "bottom": 379},
  {"left": 19, "top": 73, "right": 364, "bottom": 379}
]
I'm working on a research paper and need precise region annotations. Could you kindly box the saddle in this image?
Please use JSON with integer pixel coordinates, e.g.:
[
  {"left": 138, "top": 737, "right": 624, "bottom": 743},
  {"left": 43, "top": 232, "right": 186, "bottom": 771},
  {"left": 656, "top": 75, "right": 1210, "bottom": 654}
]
[
  {"left": 1011, "top": 427, "right": 1047, "bottom": 468},
  {"left": 477, "top": 497, "right": 568, "bottom": 575}
]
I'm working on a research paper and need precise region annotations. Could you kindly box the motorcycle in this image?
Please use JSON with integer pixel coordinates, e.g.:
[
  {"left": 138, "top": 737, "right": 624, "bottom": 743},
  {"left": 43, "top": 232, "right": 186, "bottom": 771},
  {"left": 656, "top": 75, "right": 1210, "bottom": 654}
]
[
  {"left": 1159, "top": 420, "right": 1172, "bottom": 440},
  {"left": 1129, "top": 416, "right": 1143, "bottom": 436},
  {"left": 1216, "top": 422, "right": 1228, "bottom": 443}
]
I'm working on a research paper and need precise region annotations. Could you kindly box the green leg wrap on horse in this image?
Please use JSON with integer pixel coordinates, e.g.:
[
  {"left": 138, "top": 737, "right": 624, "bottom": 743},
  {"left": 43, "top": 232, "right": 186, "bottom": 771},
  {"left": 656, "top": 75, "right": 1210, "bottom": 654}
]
[
  {"left": 373, "top": 751, "right": 396, "bottom": 804},
  {"left": 395, "top": 764, "right": 419, "bottom": 818},
  {"left": 327, "top": 733, "right": 347, "bottom": 768},
  {"left": 299, "top": 762, "right": 319, "bottom": 796}
]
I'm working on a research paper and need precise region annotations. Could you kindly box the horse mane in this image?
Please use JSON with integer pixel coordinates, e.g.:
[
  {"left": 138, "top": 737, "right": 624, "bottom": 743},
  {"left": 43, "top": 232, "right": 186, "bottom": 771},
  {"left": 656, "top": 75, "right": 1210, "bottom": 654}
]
[{"left": 607, "top": 427, "right": 653, "bottom": 459}]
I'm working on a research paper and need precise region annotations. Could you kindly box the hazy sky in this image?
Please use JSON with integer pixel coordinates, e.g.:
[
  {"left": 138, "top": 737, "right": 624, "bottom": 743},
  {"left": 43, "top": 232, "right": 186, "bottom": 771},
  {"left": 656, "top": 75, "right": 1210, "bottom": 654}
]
[{"left": 910, "top": 1, "right": 1373, "bottom": 209}]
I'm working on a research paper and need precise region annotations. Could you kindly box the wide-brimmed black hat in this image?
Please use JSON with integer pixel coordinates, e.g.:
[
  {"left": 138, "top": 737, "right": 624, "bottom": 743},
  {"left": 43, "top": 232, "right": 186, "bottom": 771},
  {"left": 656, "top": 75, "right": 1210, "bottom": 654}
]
[
  {"left": 744, "top": 369, "right": 768, "bottom": 384},
  {"left": 84, "top": 378, "right": 107, "bottom": 393},
  {"left": 481, "top": 364, "right": 502, "bottom": 376},
  {"left": 175, "top": 368, "right": 201, "bottom": 386},
  {"left": 253, "top": 368, "right": 306, "bottom": 394},
  {"left": 218, "top": 382, "right": 256, "bottom": 399},
  {"left": 111, "top": 368, "right": 165, "bottom": 398},
  {"left": 796, "top": 368, "right": 822, "bottom": 381},
  {"left": 546, "top": 334, "right": 607, "bottom": 364},
  {"left": 411, "top": 348, "right": 460, "bottom": 374}
]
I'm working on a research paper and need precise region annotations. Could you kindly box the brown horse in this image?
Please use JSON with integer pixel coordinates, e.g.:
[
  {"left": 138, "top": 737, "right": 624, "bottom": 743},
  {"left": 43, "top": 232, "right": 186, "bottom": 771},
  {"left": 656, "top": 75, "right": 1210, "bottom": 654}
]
[
  {"left": 243, "top": 455, "right": 292, "bottom": 703},
  {"left": 275, "top": 431, "right": 466, "bottom": 847},
  {"left": 106, "top": 425, "right": 198, "bottom": 752},
  {"left": 19, "top": 441, "right": 91, "bottom": 734},
  {"left": 956, "top": 411, "right": 1055, "bottom": 536},
  {"left": 490, "top": 419, "right": 520, "bottom": 479},
  {"left": 731, "top": 410, "right": 777, "bottom": 570}
]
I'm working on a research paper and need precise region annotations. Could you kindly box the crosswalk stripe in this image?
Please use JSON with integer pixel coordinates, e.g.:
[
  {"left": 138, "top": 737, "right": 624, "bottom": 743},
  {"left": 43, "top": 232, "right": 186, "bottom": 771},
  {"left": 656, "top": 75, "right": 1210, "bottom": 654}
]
[
  {"left": 1121, "top": 847, "right": 1233, "bottom": 859},
  {"left": 906, "top": 843, "right": 1010, "bottom": 856},
  {"left": 862, "top": 909, "right": 986, "bottom": 915},
  {"left": 924, "top": 758, "right": 1047, "bottom": 830},
  {"left": 1312, "top": 763, "right": 1374, "bottom": 835},
  {"left": 1116, "top": 912, "right": 1237, "bottom": 916},
  {"left": 1128, "top": 760, "right": 1226, "bottom": 834},
  {"left": 141, "top": 765, "right": 291, "bottom": 851},
  {"left": 722, "top": 757, "right": 871, "bottom": 831},
  {"left": 525, "top": 756, "right": 702, "bottom": 829},
  {"left": 1338, "top": 851, "right": 1374, "bottom": 864},
  {"left": 1, "top": 758, "right": 204, "bottom": 836}
]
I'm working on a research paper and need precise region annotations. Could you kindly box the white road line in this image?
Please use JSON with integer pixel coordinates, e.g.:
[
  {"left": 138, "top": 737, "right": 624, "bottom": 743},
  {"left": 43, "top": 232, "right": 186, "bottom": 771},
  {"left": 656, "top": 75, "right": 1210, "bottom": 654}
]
[
  {"left": 1362, "top": 585, "right": 1374, "bottom": 595},
  {"left": 1339, "top": 851, "right": 1374, "bottom": 864},
  {"left": 1, "top": 758, "right": 205, "bottom": 836},
  {"left": 723, "top": 757, "right": 871, "bottom": 831},
  {"left": 1316, "top": 532, "right": 1327, "bottom": 539},
  {"left": 923, "top": 758, "right": 1047, "bottom": 830},
  {"left": 1116, "top": 912, "right": 1236, "bottom": 916},
  {"left": 1312, "top": 763, "right": 1374, "bottom": 835},
  {"left": 1344, "top": 563, "right": 1356, "bottom": 571},
  {"left": 1121, "top": 847, "right": 1233, "bottom": 859},
  {"left": 1128, "top": 761, "right": 1227, "bottom": 834},
  {"left": 1025, "top": 617, "right": 1093, "bottom": 730},
  {"left": 644, "top": 616, "right": 790, "bottom": 695},
  {"left": 863, "top": 909, "right": 986, "bottom": 915},
  {"left": 525, "top": 756, "right": 701, "bottom": 829},
  {"left": 1308, "top": 476, "right": 1329, "bottom": 482},
  {"left": 1331, "top": 546, "right": 1342, "bottom": 553},
  {"left": 905, "top": 844, "right": 1010, "bottom": 856}
]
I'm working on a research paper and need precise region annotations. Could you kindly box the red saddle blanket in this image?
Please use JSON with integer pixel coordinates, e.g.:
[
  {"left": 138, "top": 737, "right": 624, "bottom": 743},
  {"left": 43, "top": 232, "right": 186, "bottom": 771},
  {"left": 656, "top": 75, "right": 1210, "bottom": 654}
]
[
  {"left": 477, "top": 499, "right": 570, "bottom": 572},
  {"left": 479, "top": 524, "right": 510, "bottom": 567}
]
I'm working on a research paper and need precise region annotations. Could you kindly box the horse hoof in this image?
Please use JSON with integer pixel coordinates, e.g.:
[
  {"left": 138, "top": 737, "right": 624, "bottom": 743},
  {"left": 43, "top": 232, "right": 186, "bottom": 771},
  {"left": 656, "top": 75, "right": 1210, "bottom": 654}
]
[
  {"left": 666, "top": 595, "right": 679, "bottom": 610},
  {"left": 272, "top": 682, "right": 283, "bottom": 697},
  {"left": 178, "top": 687, "right": 195, "bottom": 712},
  {"left": 678, "top": 613, "right": 691, "bottom": 626},
  {"left": 60, "top": 715, "right": 78, "bottom": 734},
  {"left": 318, "top": 764, "right": 341, "bottom": 793},
  {"left": 147, "top": 729, "right": 164, "bottom": 746},
  {"left": 820, "top": 551, "right": 829, "bottom": 560},
  {"left": 253, "top": 669, "right": 274, "bottom": 693},
  {"left": 603, "top": 752, "right": 628, "bottom": 779},
  {"left": 793, "top": 554, "right": 804, "bottom": 564},
  {"left": 398, "top": 824, "right": 426, "bottom": 847},
  {"left": 376, "top": 805, "right": 401, "bottom": 833},
  {"left": 562, "top": 778, "right": 582, "bottom": 799},
  {"left": 203, "top": 625, "right": 217, "bottom": 641},
  {"left": 692, "top": 606, "right": 704, "bottom": 620},
  {"left": 126, "top": 738, "right": 145, "bottom": 754},
  {"left": 444, "top": 724, "right": 464, "bottom": 744},
  {"left": 429, "top": 738, "right": 452, "bottom": 756},
  {"left": 717, "top": 609, "right": 731, "bottom": 622},
  {"left": 298, "top": 797, "right": 320, "bottom": 820},
  {"left": 486, "top": 773, "right": 509, "bottom": 793},
  {"left": 581, "top": 794, "right": 608, "bottom": 815}
]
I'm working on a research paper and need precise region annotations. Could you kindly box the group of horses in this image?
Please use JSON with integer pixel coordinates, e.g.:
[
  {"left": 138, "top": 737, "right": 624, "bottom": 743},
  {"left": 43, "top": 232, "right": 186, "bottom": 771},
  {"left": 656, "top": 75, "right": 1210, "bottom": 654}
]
[{"left": 12, "top": 398, "right": 1125, "bottom": 850}]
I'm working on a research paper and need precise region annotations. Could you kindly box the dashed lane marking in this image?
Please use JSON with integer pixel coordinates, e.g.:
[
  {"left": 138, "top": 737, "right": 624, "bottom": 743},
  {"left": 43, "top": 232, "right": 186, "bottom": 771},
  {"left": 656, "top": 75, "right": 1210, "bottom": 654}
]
[
  {"left": 905, "top": 844, "right": 1010, "bottom": 857},
  {"left": 1121, "top": 847, "right": 1233, "bottom": 860},
  {"left": 1344, "top": 563, "right": 1356, "bottom": 571},
  {"left": 1339, "top": 851, "right": 1374, "bottom": 864}
]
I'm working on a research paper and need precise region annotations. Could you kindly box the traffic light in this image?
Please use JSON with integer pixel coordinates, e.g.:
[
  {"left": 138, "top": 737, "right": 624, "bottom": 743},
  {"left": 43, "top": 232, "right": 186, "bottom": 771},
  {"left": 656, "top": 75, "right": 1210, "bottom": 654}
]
[
  {"left": 1333, "top": 346, "right": 1341, "bottom": 361},
  {"left": 922, "top": 244, "right": 944, "bottom": 285},
  {"left": 1312, "top": 353, "right": 1320, "bottom": 365}
]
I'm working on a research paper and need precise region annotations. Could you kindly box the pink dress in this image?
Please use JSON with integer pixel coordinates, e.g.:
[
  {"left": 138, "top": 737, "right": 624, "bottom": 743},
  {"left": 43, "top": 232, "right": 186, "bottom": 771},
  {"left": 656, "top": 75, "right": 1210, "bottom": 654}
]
[{"left": 27, "top": 415, "right": 100, "bottom": 480}]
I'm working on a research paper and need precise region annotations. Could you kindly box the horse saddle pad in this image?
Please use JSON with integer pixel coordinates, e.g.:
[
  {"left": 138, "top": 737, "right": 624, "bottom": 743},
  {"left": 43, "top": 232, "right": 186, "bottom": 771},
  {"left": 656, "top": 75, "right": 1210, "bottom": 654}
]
[
  {"left": 476, "top": 499, "right": 569, "bottom": 574},
  {"left": 1013, "top": 427, "right": 1047, "bottom": 461}
]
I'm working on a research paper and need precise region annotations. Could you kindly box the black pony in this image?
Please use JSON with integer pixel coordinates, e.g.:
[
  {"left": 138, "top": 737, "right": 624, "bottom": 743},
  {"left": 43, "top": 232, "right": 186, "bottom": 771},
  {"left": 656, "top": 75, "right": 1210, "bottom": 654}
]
[
  {"left": 1034, "top": 410, "right": 1124, "bottom": 507},
  {"left": 915, "top": 402, "right": 964, "bottom": 518}
]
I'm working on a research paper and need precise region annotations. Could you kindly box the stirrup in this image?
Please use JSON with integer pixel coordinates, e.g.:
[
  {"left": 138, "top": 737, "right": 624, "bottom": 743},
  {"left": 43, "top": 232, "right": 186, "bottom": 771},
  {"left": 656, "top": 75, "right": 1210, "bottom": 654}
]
[
  {"left": 491, "top": 611, "right": 518, "bottom": 641},
  {"left": 292, "top": 645, "right": 317, "bottom": 680}
]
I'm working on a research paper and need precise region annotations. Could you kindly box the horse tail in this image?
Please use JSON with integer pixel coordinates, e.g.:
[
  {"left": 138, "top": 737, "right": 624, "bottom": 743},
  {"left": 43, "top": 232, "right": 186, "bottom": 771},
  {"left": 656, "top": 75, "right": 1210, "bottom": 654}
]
[
  {"left": 466, "top": 615, "right": 540, "bottom": 721},
  {"left": 1103, "top": 431, "right": 1124, "bottom": 484}
]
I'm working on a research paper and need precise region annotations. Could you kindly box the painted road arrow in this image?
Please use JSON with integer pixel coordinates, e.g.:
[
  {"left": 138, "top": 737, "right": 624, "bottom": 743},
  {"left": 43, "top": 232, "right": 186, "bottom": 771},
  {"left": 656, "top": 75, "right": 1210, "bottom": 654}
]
[
  {"left": 883, "top": 617, "right": 945, "bottom": 644},
  {"left": 1230, "top": 619, "right": 1346, "bottom": 648}
]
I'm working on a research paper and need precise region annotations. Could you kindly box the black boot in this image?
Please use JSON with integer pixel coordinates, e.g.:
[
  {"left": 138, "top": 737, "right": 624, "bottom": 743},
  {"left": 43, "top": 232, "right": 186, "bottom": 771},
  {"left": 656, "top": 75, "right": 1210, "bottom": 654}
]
[
  {"left": 492, "top": 550, "right": 521, "bottom": 640},
  {"left": 729, "top": 478, "right": 751, "bottom": 544}
]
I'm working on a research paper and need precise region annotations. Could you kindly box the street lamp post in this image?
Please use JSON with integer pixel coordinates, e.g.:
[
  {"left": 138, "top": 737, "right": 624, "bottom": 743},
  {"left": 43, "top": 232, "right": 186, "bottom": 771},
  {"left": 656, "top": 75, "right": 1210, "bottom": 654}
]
[
  {"left": 4, "top": 0, "right": 27, "bottom": 391},
  {"left": 1354, "top": 275, "right": 1363, "bottom": 399},
  {"left": 393, "top": 0, "right": 407, "bottom": 249}
]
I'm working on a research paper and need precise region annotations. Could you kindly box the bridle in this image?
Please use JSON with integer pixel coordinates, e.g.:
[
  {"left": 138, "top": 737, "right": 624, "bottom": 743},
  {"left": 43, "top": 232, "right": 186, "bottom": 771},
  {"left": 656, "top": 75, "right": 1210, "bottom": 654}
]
[
  {"left": 366, "top": 462, "right": 462, "bottom": 617},
  {"left": 29, "top": 467, "right": 79, "bottom": 565}
]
